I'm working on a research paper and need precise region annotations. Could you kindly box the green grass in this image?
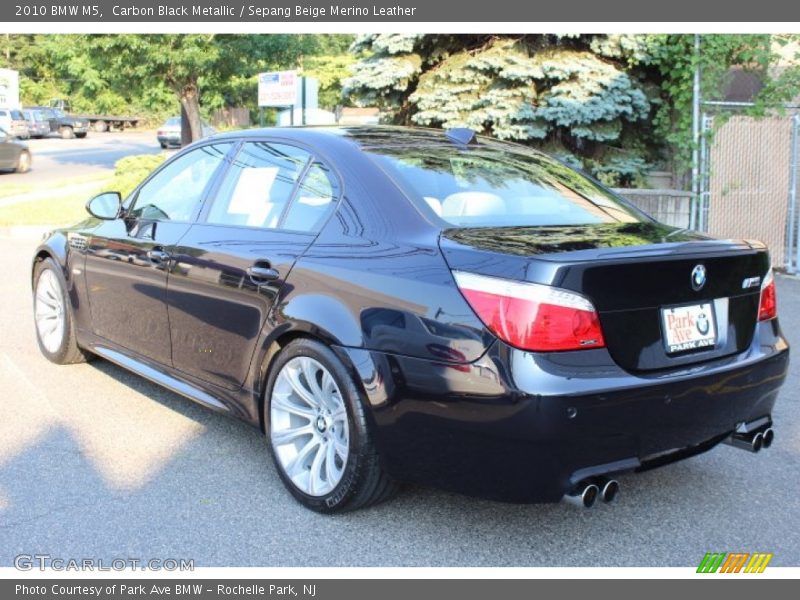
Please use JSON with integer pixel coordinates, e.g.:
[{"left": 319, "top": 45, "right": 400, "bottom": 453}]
[
  {"left": 0, "top": 153, "right": 168, "bottom": 226},
  {"left": 0, "top": 192, "right": 92, "bottom": 226},
  {"left": 0, "top": 172, "right": 112, "bottom": 199}
]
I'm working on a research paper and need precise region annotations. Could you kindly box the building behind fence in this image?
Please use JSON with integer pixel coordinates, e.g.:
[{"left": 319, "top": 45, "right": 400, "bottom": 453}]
[
  {"left": 619, "top": 109, "right": 799, "bottom": 274},
  {"left": 614, "top": 189, "right": 692, "bottom": 229},
  {"left": 700, "top": 111, "right": 800, "bottom": 272}
]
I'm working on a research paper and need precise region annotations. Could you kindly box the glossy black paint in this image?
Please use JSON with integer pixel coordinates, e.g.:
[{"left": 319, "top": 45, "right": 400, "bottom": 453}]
[
  {"left": 168, "top": 223, "right": 315, "bottom": 390},
  {"left": 32, "top": 126, "right": 790, "bottom": 503},
  {"left": 441, "top": 228, "right": 770, "bottom": 371}
]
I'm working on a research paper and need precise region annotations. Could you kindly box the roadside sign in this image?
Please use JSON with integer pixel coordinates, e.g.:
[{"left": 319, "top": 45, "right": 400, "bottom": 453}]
[
  {"left": 0, "top": 68, "right": 20, "bottom": 108},
  {"left": 258, "top": 71, "right": 298, "bottom": 107}
]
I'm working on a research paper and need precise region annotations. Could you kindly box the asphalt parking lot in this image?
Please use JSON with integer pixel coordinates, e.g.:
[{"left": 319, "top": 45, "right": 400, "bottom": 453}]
[
  {"left": 1, "top": 130, "right": 164, "bottom": 185},
  {"left": 0, "top": 236, "right": 798, "bottom": 567}
]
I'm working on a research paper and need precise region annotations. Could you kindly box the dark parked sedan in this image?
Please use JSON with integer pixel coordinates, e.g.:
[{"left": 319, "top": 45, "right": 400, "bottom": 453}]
[
  {"left": 31, "top": 126, "right": 788, "bottom": 512},
  {"left": 0, "top": 126, "right": 31, "bottom": 173}
]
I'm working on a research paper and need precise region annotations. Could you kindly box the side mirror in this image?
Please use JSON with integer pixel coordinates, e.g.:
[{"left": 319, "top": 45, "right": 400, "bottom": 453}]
[{"left": 86, "top": 191, "right": 122, "bottom": 220}]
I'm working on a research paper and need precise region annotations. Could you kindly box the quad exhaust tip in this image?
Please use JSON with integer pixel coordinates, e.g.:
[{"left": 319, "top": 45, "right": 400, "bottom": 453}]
[
  {"left": 563, "top": 482, "right": 599, "bottom": 508},
  {"left": 762, "top": 427, "right": 775, "bottom": 449},
  {"left": 597, "top": 478, "right": 619, "bottom": 504},
  {"left": 724, "top": 427, "right": 774, "bottom": 453},
  {"left": 563, "top": 477, "right": 621, "bottom": 508}
]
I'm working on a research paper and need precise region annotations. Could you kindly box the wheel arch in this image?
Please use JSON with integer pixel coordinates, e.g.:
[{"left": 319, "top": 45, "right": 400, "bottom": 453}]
[
  {"left": 31, "top": 234, "right": 69, "bottom": 288},
  {"left": 253, "top": 316, "right": 370, "bottom": 434}
]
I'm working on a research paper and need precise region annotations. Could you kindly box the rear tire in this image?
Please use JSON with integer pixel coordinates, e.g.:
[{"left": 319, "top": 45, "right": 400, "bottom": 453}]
[
  {"left": 59, "top": 126, "right": 74, "bottom": 140},
  {"left": 265, "top": 339, "right": 398, "bottom": 513},
  {"left": 33, "top": 258, "right": 92, "bottom": 365},
  {"left": 93, "top": 120, "right": 108, "bottom": 133},
  {"left": 15, "top": 151, "right": 31, "bottom": 173}
]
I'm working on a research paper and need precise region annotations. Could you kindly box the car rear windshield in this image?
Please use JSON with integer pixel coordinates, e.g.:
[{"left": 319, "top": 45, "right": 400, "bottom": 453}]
[
  {"left": 166, "top": 117, "right": 181, "bottom": 126},
  {"left": 368, "top": 144, "right": 645, "bottom": 227}
]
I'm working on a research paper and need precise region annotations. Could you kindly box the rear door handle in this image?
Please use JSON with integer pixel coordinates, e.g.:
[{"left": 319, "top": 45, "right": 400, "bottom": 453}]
[
  {"left": 247, "top": 263, "right": 280, "bottom": 282},
  {"left": 147, "top": 248, "right": 171, "bottom": 262}
]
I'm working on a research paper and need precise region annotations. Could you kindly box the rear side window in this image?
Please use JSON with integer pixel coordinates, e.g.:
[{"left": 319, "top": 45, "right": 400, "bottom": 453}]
[
  {"left": 206, "top": 141, "right": 310, "bottom": 228},
  {"left": 282, "top": 161, "right": 338, "bottom": 232},
  {"left": 10, "top": 110, "right": 23, "bottom": 120},
  {"left": 369, "top": 145, "right": 643, "bottom": 227},
  {"left": 128, "top": 143, "right": 232, "bottom": 222}
]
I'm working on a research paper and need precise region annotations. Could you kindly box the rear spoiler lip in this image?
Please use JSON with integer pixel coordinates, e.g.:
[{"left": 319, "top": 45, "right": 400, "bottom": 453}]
[{"left": 532, "top": 238, "right": 765, "bottom": 263}]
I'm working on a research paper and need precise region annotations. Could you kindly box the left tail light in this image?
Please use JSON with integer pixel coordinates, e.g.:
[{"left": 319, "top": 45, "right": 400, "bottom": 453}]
[
  {"left": 452, "top": 270, "right": 606, "bottom": 352},
  {"left": 758, "top": 269, "right": 777, "bottom": 321}
]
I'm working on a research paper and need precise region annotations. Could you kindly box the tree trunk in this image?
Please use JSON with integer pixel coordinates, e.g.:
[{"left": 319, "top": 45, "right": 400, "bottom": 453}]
[{"left": 179, "top": 82, "right": 203, "bottom": 145}]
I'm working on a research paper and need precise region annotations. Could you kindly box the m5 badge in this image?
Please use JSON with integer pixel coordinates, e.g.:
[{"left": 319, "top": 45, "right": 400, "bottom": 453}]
[{"left": 742, "top": 276, "right": 762, "bottom": 289}]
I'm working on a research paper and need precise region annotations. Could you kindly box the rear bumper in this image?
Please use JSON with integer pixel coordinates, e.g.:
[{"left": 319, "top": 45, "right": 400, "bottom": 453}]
[{"left": 339, "top": 320, "right": 789, "bottom": 503}]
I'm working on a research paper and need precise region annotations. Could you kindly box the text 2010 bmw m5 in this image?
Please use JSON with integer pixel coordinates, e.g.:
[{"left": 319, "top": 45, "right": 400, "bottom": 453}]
[{"left": 31, "top": 126, "right": 789, "bottom": 512}]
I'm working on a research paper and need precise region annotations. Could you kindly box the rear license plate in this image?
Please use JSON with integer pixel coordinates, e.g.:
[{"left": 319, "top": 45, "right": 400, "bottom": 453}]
[{"left": 661, "top": 302, "right": 717, "bottom": 354}]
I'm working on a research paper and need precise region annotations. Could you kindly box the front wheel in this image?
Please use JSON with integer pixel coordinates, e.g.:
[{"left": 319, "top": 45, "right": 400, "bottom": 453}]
[
  {"left": 33, "top": 258, "right": 91, "bottom": 365},
  {"left": 75, "top": 132, "right": 87, "bottom": 139},
  {"left": 265, "top": 339, "right": 398, "bottom": 513}
]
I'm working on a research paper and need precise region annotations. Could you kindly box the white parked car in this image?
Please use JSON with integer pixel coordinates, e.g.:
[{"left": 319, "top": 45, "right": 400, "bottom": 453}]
[{"left": 156, "top": 116, "right": 216, "bottom": 148}]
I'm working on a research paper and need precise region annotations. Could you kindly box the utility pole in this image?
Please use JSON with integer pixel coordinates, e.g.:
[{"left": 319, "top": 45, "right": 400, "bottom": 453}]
[{"left": 690, "top": 34, "right": 701, "bottom": 230}]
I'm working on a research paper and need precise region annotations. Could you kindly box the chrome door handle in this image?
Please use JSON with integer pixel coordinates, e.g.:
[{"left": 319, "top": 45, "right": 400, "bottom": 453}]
[{"left": 247, "top": 264, "right": 280, "bottom": 282}]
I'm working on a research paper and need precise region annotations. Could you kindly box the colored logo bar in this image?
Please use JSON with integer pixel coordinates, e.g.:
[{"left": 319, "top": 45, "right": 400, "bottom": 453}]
[{"left": 697, "top": 552, "right": 772, "bottom": 573}]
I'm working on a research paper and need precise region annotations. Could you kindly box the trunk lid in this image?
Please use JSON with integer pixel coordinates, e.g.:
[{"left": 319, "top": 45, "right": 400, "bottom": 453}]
[{"left": 440, "top": 222, "right": 770, "bottom": 372}]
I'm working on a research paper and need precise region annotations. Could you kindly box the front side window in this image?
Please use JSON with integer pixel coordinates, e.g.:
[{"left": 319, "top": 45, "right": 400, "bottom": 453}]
[
  {"left": 128, "top": 143, "right": 232, "bottom": 222},
  {"left": 369, "top": 145, "right": 644, "bottom": 228},
  {"left": 206, "top": 141, "right": 310, "bottom": 228}
]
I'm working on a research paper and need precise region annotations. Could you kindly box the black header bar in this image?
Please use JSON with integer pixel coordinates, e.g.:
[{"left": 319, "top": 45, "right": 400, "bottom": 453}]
[{"left": 3, "top": 0, "right": 798, "bottom": 22}]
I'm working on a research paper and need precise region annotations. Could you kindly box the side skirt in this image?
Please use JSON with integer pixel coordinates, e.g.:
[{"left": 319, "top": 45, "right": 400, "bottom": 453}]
[{"left": 85, "top": 338, "right": 260, "bottom": 426}]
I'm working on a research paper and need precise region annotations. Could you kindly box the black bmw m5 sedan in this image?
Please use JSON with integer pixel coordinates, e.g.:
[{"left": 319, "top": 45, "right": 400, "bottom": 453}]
[{"left": 31, "top": 126, "right": 788, "bottom": 512}]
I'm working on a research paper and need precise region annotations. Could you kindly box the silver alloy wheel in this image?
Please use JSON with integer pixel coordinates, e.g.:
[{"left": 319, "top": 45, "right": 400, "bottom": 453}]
[
  {"left": 34, "top": 269, "right": 65, "bottom": 354},
  {"left": 270, "top": 356, "right": 350, "bottom": 496}
]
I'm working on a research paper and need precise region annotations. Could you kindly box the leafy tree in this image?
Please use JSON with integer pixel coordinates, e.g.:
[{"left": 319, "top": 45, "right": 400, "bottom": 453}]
[
  {"left": 345, "top": 34, "right": 800, "bottom": 186},
  {"left": 344, "top": 34, "right": 662, "bottom": 185},
  {"left": 2, "top": 34, "right": 355, "bottom": 139},
  {"left": 648, "top": 34, "right": 788, "bottom": 172}
]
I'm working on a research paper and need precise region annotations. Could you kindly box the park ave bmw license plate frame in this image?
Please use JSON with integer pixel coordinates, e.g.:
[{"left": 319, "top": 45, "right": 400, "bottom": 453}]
[{"left": 661, "top": 301, "right": 717, "bottom": 354}]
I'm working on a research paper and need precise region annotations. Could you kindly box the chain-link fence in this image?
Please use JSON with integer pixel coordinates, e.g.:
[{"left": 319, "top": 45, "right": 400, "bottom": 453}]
[{"left": 697, "top": 104, "right": 800, "bottom": 273}]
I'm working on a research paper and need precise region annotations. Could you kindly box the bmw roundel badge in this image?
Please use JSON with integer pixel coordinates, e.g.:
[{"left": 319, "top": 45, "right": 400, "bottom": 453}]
[
  {"left": 696, "top": 311, "right": 710, "bottom": 335},
  {"left": 691, "top": 264, "right": 707, "bottom": 291}
]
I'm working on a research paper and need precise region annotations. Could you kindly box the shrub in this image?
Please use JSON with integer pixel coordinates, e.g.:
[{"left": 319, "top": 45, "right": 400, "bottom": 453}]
[{"left": 105, "top": 153, "right": 167, "bottom": 199}]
